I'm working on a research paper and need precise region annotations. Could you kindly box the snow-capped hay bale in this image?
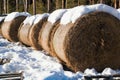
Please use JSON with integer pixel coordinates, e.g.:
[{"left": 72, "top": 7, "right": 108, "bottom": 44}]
[
  {"left": 18, "top": 23, "right": 32, "bottom": 46},
  {"left": 1, "top": 16, "right": 26, "bottom": 41},
  {"left": 39, "top": 9, "right": 67, "bottom": 55},
  {"left": 39, "top": 20, "right": 60, "bottom": 56},
  {"left": 29, "top": 17, "right": 48, "bottom": 50},
  {"left": 49, "top": 21, "right": 61, "bottom": 57},
  {"left": 53, "top": 11, "right": 120, "bottom": 72}
]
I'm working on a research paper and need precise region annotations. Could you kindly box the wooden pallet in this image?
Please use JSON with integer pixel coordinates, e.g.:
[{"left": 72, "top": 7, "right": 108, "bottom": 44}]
[
  {"left": 0, "top": 72, "right": 23, "bottom": 80},
  {"left": 84, "top": 74, "right": 120, "bottom": 80}
]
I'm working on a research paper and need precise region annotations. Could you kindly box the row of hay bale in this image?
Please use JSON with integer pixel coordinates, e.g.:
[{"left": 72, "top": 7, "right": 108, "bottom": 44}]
[{"left": 0, "top": 4, "right": 120, "bottom": 72}]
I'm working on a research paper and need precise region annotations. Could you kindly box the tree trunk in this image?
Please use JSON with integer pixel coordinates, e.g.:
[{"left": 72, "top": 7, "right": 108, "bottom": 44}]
[
  {"left": 114, "top": 0, "right": 117, "bottom": 8},
  {"left": 7, "top": 0, "right": 9, "bottom": 13},
  {"left": 65, "top": 0, "right": 67, "bottom": 8},
  {"left": 23, "top": 0, "right": 26, "bottom": 12},
  {"left": 25, "top": 0, "right": 28, "bottom": 12},
  {"left": 119, "top": 0, "right": 120, "bottom": 8},
  {"left": 16, "top": 0, "right": 19, "bottom": 11},
  {"left": 0, "top": 0, "right": 3, "bottom": 14},
  {"left": 33, "top": 0, "right": 36, "bottom": 15},
  {"left": 92, "top": 0, "right": 95, "bottom": 4},
  {"left": 47, "top": 0, "right": 50, "bottom": 12},
  {"left": 56, "top": 0, "right": 59, "bottom": 9},
  {"left": 4, "top": 0, "right": 7, "bottom": 14},
  {"left": 100, "top": 0, "right": 103, "bottom": 3},
  {"left": 78, "top": 0, "right": 80, "bottom": 6},
  {"left": 89, "top": 0, "right": 92, "bottom": 4},
  {"left": 62, "top": 0, "right": 66, "bottom": 8}
]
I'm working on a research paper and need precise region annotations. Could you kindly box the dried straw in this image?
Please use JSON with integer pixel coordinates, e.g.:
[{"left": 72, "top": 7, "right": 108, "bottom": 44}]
[
  {"left": 28, "top": 17, "right": 48, "bottom": 50},
  {"left": 52, "top": 11, "right": 120, "bottom": 72},
  {"left": 1, "top": 16, "right": 26, "bottom": 42},
  {"left": 18, "top": 23, "right": 32, "bottom": 46}
]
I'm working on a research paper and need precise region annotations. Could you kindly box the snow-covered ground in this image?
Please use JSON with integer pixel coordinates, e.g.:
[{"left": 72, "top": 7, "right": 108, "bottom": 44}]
[{"left": 0, "top": 35, "right": 120, "bottom": 80}]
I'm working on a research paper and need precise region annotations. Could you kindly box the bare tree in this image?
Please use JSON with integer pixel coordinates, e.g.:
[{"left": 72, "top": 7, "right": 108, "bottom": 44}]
[
  {"left": 100, "top": 0, "right": 103, "bottom": 3},
  {"left": 89, "top": 0, "right": 92, "bottom": 4},
  {"left": 62, "top": 0, "right": 64, "bottom": 8},
  {"left": 65, "top": 0, "right": 67, "bottom": 8},
  {"left": 33, "top": 0, "right": 36, "bottom": 15},
  {"left": 47, "top": 0, "right": 50, "bottom": 12},
  {"left": 56, "top": 0, "right": 59, "bottom": 9},
  {"left": 7, "top": 0, "right": 9, "bottom": 13},
  {"left": 62, "top": 0, "right": 67, "bottom": 8},
  {"left": 92, "top": 0, "right": 95, "bottom": 4},
  {"left": 16, "top": 0, "right": 19, "bottom": 11},
  {"left": 25, "top": 0, "right": 28, "bottom": 12},
  {"left": 23, "top": 0, "right": 26, "bottom": 12},
  {"left": 0, "top": 0, "right": 3, "bottom": 14},
  {"left": 119, "top": 0, "right": 120, "bottom": 8},
  {"left": 114, "top": 0, "right": 117, "bottom": 8},
  {"left": 78, "top": 0, "right": 80, "bottom": 6},
  {"left": 4, "top": 0, "right": 7, "bottom": 14}
]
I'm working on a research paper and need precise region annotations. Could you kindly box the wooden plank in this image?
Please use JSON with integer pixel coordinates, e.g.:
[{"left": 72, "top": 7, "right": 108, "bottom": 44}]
[
  {"left": 84, "top": 74, "right": 120, "bottom": 80},
  {"left": 0, "top": 72, "right": 23, "bottom": 80}
]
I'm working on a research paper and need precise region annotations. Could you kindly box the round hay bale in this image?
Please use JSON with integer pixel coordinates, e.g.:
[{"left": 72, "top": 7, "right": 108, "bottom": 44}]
[
  {"left": 0, "top": 19, "right": 4, "bottom": 35},
  {"left": 18, "top": 23, "right": 32, "bottom": 46},
  {"left": 52, "top": 11, "right": 120, "bottom": 72},
  {"left": 28, "top": 17, "right": 48, "bottom": 50},
  {"left": 1, "top": 16, "right": 26, "bottom": 42},
  {"left": 49, "top": 21, "right": 61, "bottom": 57},
  {"left": 39, "top": 20, "right": 60, "bottom": 56}
]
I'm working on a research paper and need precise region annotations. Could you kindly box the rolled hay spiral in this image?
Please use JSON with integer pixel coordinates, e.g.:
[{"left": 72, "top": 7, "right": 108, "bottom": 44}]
[
  {"left": 18, "top": 23, "right": 32, "bottom": 46},
  {"left": 1, "top": 16, "right": 26, "bottom": 42},
  {"left": 28, "top": 17, "right": 48, "bottom": 50},
  {"left": 52, "top": 11, "right": 120, "bottom": 72},
  {"left": 39, "top": 20, "right": 60, "bottom": 56}
]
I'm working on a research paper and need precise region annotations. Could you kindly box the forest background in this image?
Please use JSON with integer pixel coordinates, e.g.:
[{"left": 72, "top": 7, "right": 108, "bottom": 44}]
[{"left": 0, "top": 0, "right": 120, "bottom": 15}]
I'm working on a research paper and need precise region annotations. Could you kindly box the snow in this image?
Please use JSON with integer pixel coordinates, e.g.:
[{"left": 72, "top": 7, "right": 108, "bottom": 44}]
[
  {"left": 23, "top": 13, "right": 49, "bottom": 26},
  {"left": 60, "top": 4, "right": 120, "bottom": 25},
  {"left": 0, "top": 35, "right": 120, "bottom": 80},
  {"left": 118, "top": 8, "right": 120, "bottom": 12},
  {"left": 102, "top": 68, "right": 118, "bottom": 75},
  {"left": 60, "top": 6, "right": 81, "bottom": 24},
  {"left": 34, "top": 13, "right": 49, "bottom": 24},
  {"left": 4, "top": 12, "right": 31, "bottom": 22},
  {"left": 24, "top": 15, "right": 36, "bottom": 25},
  {"left": 84, "top": 68, "right": 97, "bottom": 76},
  {"left": 118, "top": 8, "right": 120, "bottom": 20},
  {"left": 0, "top": 17, "right": 5, "bottom": 22},
  {"left": 48, "top": 9, "right": 67, "bottom": 24},
  {"left": 71, "top": 6, "right": 90, "bottom": 23}
]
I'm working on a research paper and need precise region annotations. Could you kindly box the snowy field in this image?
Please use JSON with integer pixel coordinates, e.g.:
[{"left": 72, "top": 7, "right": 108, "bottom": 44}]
[{"left": 0, "top": 35, "right": 120, "bottom": 80}]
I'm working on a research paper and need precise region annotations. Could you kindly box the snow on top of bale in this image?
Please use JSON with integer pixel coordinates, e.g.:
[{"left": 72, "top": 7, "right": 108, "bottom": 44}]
[
  {"left": 84, "top": 68, "right": 97, "bottom": 76},
  {"left": 101, "top": 68, "right": 117, "bottom": 75},
  {"left": 23, "top": 15, "right": 36, "bottom": 25},
  {"left": 118, "top": 8, "right": 120, "bottom": 20},
  {"left": 4, "top": 12, "right": 31, "bottom": 22},
  {"left": 23, "top": 13, "right": 49, "bottom": 26},
  {"left": 97, "top": 4, "right": 119, "bottom": 18},
  {"left": 60, "top": 4, "right": 119, "bottom": 25},
  {"left": 60, "top": 6, "right": 81, "bottom": 25},
  {"left": 0, "top": 17, "right": 5, "bottom": 22},
  {"left": 118, "top": 8, "right": 120, "bottom": 12},
  {"left": 48, "top": 9, "right": 67, "bottom": 24},
  {"left": 71, "top": 6, "right": 90, "bottom": 23},
  {"left": 34, "top": 13, "right": 49, "bottom": 24}
]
